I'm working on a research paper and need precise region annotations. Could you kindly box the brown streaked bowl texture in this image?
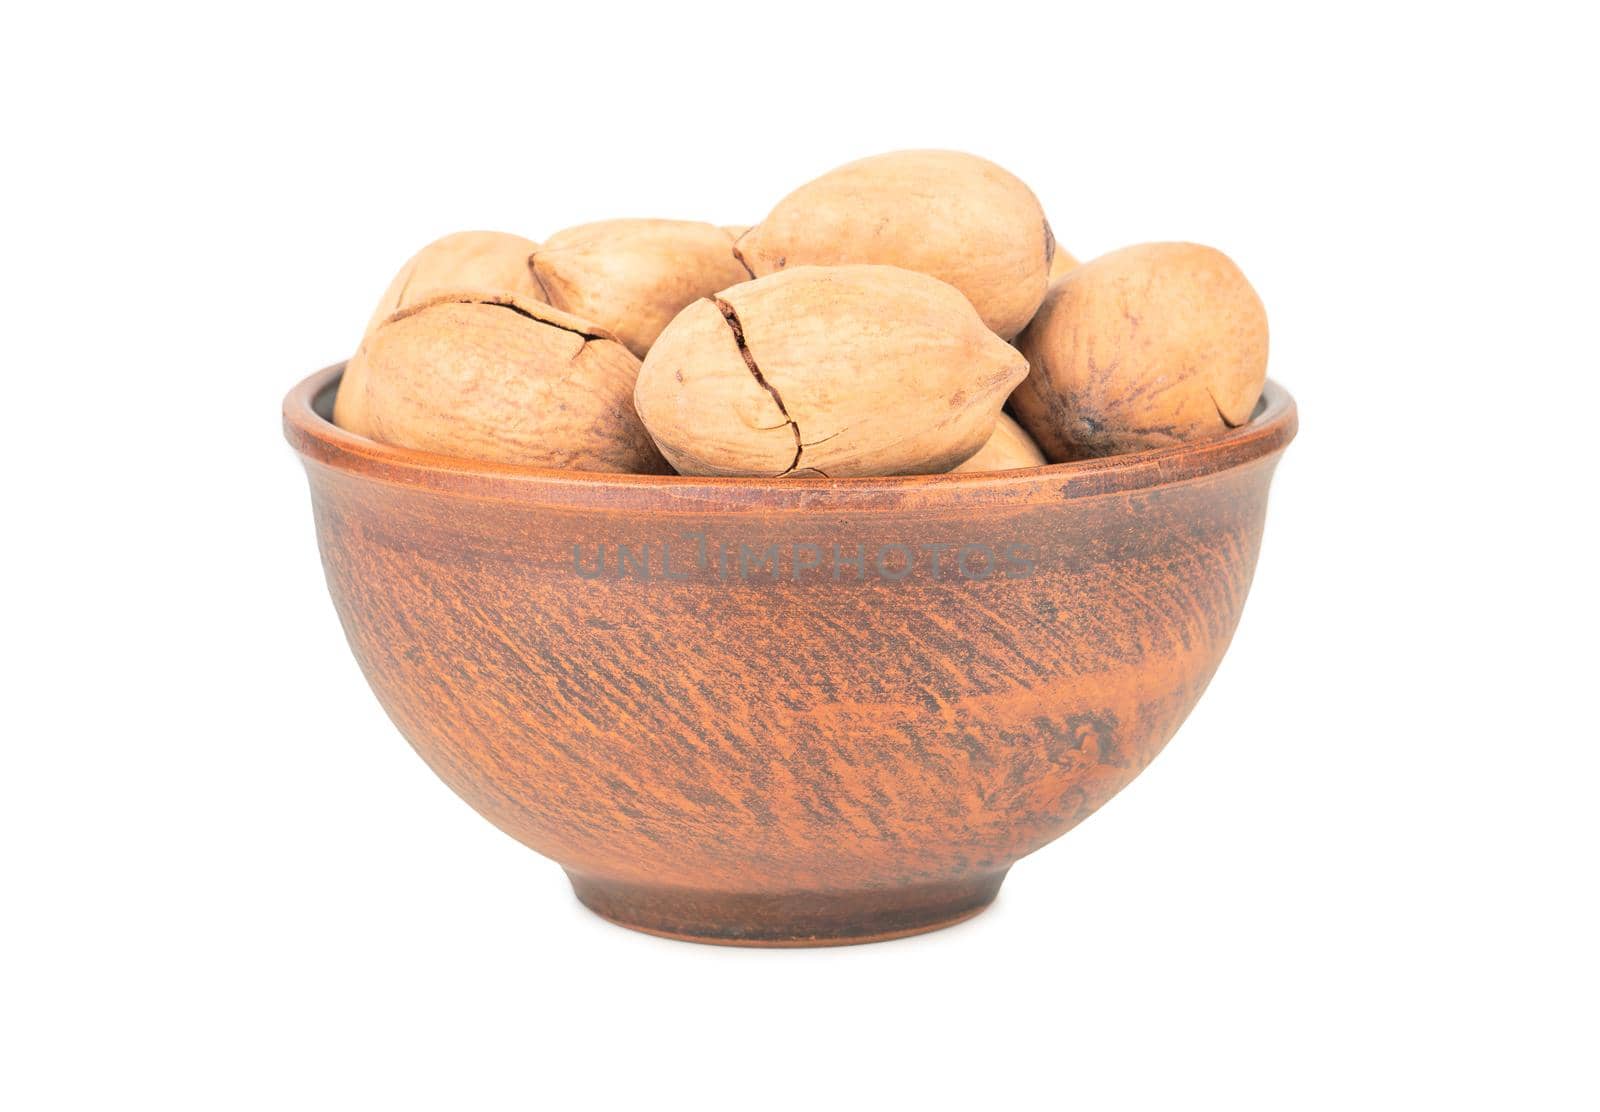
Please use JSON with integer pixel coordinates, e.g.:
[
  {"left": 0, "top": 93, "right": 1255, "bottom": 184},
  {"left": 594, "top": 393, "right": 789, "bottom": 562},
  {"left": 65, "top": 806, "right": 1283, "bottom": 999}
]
[{"left": 285, "top": 366, "right": 1296, "bottom": 946}]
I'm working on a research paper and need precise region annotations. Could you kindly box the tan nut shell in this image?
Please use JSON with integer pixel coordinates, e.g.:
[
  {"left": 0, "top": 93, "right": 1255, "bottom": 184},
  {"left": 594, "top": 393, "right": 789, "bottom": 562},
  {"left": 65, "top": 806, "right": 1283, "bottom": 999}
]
[
  {"left": 952, "top": 413, "right": 1047, "bottom": 472},
  {"left": 1010, "top": 243, "right": 1269, "bottom": 461},
  {"left": 735, "top": 150, "right": 1053, "bottom": 339},
  {"left": 1048, "top": 246, "right": 1081, "bottom": 281},
  {"left": 634, "top": 265, "right": 1028, "bottom": 477},
  {"left": 334, "top": 230, "right": 543, "bottom": 437},
  {"left": 362, "top": 292, "right": 668, "bottom": 474},
  {"left": 529, "top": 219, "right": 751, "bottom": 358}
]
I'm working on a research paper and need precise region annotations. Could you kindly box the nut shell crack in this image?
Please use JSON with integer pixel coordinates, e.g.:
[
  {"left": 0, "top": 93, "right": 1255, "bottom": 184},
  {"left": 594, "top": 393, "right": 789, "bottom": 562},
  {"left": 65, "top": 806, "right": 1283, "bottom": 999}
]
[{"left": 711, "top": 295, "right": 804, "bottom": 475}]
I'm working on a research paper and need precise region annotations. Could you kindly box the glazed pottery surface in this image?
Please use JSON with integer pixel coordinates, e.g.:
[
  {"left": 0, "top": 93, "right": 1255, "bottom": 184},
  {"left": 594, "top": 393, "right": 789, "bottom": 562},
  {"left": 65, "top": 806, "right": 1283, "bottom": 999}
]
[{"left": 285, "top": 365, "right": 1296, "bottom": 945}]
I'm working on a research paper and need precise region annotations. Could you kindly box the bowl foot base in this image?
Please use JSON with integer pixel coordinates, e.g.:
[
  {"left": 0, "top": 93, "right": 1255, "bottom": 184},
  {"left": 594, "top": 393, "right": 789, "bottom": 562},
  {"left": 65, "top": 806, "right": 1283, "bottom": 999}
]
[{"left": 567, "top": 870, "right": 1007, "bottom": 947}]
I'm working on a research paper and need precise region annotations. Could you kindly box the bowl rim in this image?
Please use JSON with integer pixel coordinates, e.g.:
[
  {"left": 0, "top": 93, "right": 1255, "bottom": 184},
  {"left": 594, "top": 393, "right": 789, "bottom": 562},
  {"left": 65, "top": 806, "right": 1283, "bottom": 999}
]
[{"left": 284, "top": 363, "right": 1296, "bottom": 512}]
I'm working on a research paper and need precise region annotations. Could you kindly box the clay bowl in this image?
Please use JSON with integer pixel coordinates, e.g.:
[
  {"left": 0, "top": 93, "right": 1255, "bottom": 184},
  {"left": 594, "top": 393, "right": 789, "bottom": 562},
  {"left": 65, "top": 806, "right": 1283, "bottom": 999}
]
[{"left": 285, "top": 365, "right": 1296, "bottom": 946}]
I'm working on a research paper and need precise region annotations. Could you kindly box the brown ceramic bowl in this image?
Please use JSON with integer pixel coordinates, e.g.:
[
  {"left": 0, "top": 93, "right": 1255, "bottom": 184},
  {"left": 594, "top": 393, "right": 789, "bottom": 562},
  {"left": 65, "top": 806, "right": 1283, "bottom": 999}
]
[{"left": 285, "top": 365, "right": 1296, "bottom": 946}]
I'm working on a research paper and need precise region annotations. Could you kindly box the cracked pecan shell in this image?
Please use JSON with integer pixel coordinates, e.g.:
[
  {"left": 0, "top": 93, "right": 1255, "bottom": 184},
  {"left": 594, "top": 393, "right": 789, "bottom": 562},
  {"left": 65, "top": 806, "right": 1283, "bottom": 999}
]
[
  {"left": 1010, "top": 243, "right": 1269, "bottom": 461},
  {"left": 529, "top": 219, "right": 751, "bottom": 360},
  {"left": 734, "top": 150, "right": 1054, "bottom": 340},
  {"left": 361, "top": 292, "right": 668, "bottom": 474},
  {"left": 334, "top": 230, "right": 544, "bottom": 437},
  {"left": 633, "top": 265, "right": 1028, "bottom": 477}
]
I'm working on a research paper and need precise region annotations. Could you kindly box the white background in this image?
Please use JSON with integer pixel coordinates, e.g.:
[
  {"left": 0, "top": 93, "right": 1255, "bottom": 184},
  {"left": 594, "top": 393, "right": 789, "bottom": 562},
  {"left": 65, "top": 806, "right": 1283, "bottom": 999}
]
[{"left": 4, "top": 3, "right": 1596, "bottom": 1108}]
